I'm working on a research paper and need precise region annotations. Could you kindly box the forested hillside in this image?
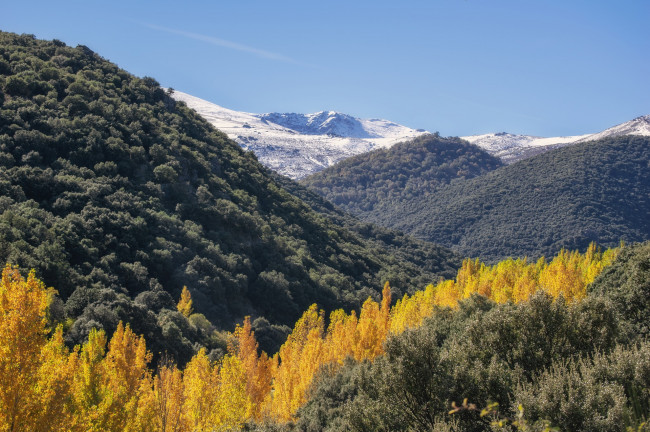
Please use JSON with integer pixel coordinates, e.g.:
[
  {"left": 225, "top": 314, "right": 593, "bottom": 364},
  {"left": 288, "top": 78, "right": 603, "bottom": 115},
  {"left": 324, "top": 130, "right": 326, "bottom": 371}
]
[
  {"left": 0, "top": 31, "right": 460, "bottom": 361},
  {"left": 389, "top": 135, "right": 650, "bottom": 260},
  {"left": 301, "top": 133, "right": 503, "bottom": 217},
  {"left": 305, "top": 132, "right": 650, "bottom": 261}
]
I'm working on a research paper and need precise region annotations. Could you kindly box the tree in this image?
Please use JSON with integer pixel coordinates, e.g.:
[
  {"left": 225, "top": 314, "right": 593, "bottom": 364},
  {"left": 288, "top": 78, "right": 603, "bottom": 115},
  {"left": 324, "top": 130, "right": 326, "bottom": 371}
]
[
  {"left": 176, "top": 287, "right": 193, "bottom": 318},
  {"left": 0, "top": 265, "right": 52, "bottom": 432},
  {"left": 149, "top": 362, "right": 185, "bottom": 432},
  {"left": 230, "top": 317, "right": 274, "bottom": 419}
]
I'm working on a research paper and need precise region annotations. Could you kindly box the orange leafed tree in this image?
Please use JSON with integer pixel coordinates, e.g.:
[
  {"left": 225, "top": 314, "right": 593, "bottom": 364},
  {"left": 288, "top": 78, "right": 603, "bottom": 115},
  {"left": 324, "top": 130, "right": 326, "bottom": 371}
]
[{"left": 230, "top": 317, "right": 274, "bottom": 420}]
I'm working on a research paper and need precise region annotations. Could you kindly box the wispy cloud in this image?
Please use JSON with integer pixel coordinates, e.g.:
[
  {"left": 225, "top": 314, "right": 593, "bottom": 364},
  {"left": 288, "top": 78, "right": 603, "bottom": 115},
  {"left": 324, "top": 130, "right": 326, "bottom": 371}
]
[{"left": 143, "top": 23, "right": 310, "bottom": 67}]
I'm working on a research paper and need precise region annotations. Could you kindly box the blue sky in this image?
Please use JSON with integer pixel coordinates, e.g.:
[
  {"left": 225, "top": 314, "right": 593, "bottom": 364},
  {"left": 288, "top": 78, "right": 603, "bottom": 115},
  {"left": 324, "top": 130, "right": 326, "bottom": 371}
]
[{"left": 2, "top": 0, "right": 649, "bottom": 136}]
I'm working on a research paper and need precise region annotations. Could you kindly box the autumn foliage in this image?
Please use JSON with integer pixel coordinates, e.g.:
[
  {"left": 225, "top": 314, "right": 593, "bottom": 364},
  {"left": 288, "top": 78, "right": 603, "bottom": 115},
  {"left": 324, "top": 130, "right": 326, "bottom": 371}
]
[
  {"left": 0, "top": 244, "right": 618, "bottom": 430},
  {"left": 390, "top": 243, "right": 618, "bottom": 333},
  {"left": 176, "top": 287, "right": 193, "bottom": 318}
]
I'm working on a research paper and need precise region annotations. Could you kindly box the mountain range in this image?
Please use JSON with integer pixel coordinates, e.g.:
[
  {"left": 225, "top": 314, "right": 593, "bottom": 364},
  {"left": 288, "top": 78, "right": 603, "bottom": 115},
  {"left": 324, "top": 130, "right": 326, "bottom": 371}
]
[
  {"left": 464, "top": 114, "right": 650, "bottom": 164},
  {"left": 304, "top": 134, "right": 650, "bottom": 261},
  {"left": 2, "top": 29, "right": 650, "bottom": 432},
  {"left": 174, "top": 91, "right": 650, "bottom": 177},
  {"left": 171, "top": 91, "right": 428, "bottom": 179}
]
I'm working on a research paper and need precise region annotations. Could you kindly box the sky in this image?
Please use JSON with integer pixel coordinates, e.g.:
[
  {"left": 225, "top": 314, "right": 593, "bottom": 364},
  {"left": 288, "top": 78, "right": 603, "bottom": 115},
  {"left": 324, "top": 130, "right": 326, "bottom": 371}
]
[{"left": 2, "top": 0, "right": 649, "bottom": 137}]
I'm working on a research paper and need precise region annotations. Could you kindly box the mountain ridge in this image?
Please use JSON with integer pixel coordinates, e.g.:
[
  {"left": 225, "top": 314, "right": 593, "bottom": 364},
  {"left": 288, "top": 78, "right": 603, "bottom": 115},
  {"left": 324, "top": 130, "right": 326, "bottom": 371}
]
[
  {"left": 175, "top": 90, "right": 649, "bottom": 175},
  {"left": 463, "top": 114, "right": 650, "bottom": 163},
  {"left": 171, "top": 91, "right": 428, "bottom": 179},
  {"left": 302, "top": 133, "right": 650, "bottom": 261}
]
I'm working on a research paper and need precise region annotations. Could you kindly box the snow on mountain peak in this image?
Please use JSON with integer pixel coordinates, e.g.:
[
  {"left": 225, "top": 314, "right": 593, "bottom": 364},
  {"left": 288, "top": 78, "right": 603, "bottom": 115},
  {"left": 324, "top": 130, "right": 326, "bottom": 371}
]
[
  {"left": 576, "top": 114, "right": 650, "bottom": 143},
  {"left": 171, "top": 90, "right": 429, "bottom": 179},
  {"left": 463, "top": 114, "right": 650, "bottom": 164},
  {"left": 170, "top": 90, "right": 648, "bottom": 173},
  {"left": 259, "top": 111, "right": 378, "bottom": 138}
]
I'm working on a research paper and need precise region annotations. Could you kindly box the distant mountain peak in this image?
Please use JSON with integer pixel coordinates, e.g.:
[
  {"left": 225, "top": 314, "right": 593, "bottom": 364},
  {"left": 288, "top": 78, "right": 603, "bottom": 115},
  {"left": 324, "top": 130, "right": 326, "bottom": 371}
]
[
  {"left": 172, "top": 91, "right": 429, "bottom": 179},
  {"left": 578, "top": 114, "right": 650, "bottom": 143},
  {"left": 259, "top": 111, "right": 377, "bottom": 138},
  {"left": 464, "top": 114, "right": 650, "bottom": 164}
]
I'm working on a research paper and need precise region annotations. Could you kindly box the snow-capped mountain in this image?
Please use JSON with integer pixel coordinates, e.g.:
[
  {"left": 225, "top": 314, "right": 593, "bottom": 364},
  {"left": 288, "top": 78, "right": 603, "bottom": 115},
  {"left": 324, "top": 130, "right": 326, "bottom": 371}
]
[
  {"left": 172, "top": 91, "right": 428, "bottom": 179},
  {"left": 463, "top": 115, "right": 650, "bottom": 164},
  {"left": 576, "top": 114, "right": 650, "bottom": 143},
  {"left": 174, "top": 90, "right": 649, "bottom": 172}
]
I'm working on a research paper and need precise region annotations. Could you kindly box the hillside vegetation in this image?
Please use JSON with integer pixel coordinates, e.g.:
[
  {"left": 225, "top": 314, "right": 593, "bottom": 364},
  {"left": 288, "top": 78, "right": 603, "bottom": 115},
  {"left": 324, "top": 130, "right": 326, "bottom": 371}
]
[
  {"left": 305, "top": 132, "right": 650, "bottom": 261},
  {"left": 2, "top": 30, "right": 649, "bottom": 432},
  {"left": 301, "top": 133, "right": 503, "bottom": 218},
  {"left": 291, "top": 243, "right": 650, "bottom": 432},
  {"left": 0, "top": 31, "right": 460, "bottom": 361},
  {"left": 392, "top": 135, "right": 650, "bottom": 260},
  {"left": 4, "top": 241, "right": 643, "bottom": 432}
]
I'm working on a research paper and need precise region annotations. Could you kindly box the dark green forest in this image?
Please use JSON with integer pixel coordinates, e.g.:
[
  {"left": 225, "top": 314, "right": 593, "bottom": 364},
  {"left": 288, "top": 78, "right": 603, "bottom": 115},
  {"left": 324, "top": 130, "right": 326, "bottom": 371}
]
[
  {"left": 304, "top": 133, "right": 650, "bottom": 262},
  {"left": 388, "top": 135, "right": 650, "bottom": 261},
  {"left": 0, "top": 31, "right": 460, "bottom": 361},
  {"left": 301, "top": 134, "right": 504, "bottom": 216}
]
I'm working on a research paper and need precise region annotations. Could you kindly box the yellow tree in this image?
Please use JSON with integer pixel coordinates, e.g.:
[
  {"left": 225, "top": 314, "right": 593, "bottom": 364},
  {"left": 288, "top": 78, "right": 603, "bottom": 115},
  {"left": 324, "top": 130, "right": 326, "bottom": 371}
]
[
  {"left": 70, "top": 323, "right": 152, "bottom": 432},
  {"left": 390, "top": 283, "right": 437, "bottom": 334},
  {"left": 182, "top": 348, "right": 218, "bottom": 430},
  {"left": 268, "top": 304, "right": 324, "bottom": 421},
  {"left": 230, "top": 317, "right": 274, "bottom": 420},
  {"left": 353, "top": 283, "right": 391, "bottom": 361},
  {"left": 146, "top": 362, "right": 186, "bottom": 432},
  {"left": 177, "top": 286, "right": 193, "bottom": 318},
  {"left": 0, "top": 266, "right": 51, "bottom": 432},
  {"left": 213, "top": 355, "right": 253, "bottom": 430},
  {"left": 70, "top": 328, "right": 109, "bottom": 431},
  {"left": 33, "top": 326, "right": 78, "bottom": 432},
  {"left": 102, "top": 322, "right": 153, "bottom": 431},
  {"left": 323, "top": 309, "right": 357, "bottom": 364}
]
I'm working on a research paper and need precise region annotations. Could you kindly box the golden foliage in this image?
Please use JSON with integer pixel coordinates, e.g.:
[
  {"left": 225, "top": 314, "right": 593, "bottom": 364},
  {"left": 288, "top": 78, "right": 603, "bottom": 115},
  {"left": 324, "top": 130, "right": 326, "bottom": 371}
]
[
  {"left": 389, "top": 243, "right": 618, "bottom": 334},
  {"left": 230, "top": 317, "right": 274, "bottom": 420},
  {"left": 182, "top": 348, "right": 217, "bottom": 430},
  {"left": 152, "top": 363, "right": 185, "bottom": 432},
  {"left": 176, "top": 286, "right": 193, "bottom": 318},
  {"left": 0, "top": 265, "right": 57, "bottom": 432},
  {"left": 267, "top": 304, "right": 325, "bottom": 421}
]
